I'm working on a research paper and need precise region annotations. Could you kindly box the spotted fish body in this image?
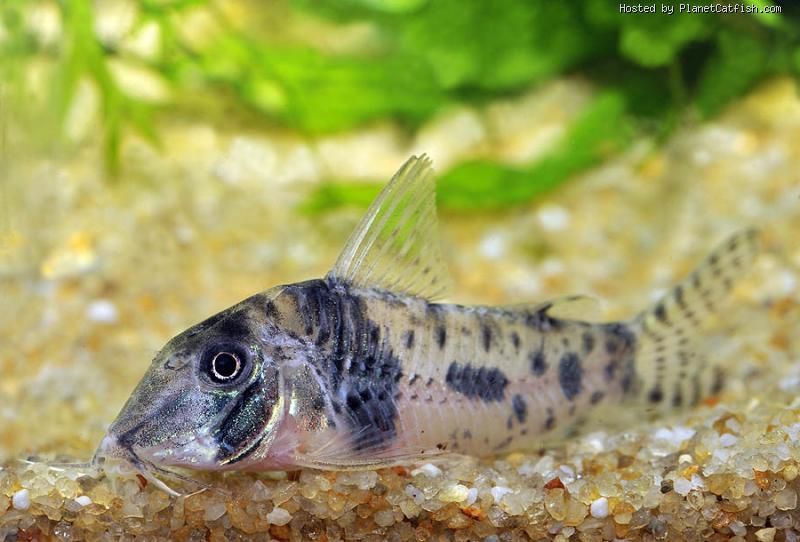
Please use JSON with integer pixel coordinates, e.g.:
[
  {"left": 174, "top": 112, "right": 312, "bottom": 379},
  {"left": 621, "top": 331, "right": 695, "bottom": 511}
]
[{"left": 94, "top": 156, "right": 760, "bottom": 480}]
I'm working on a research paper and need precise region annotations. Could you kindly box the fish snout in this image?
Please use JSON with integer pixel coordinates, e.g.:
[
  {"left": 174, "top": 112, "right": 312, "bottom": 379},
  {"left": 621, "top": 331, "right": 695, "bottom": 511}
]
[{"left": 91, "top": 433, "right": 143, "bottom": 475}]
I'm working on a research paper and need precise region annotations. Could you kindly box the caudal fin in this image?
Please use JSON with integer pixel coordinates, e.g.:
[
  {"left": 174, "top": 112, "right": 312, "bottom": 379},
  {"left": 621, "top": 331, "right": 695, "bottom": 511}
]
[{"left": 631, "top": 229, "right": 760, "bottom": 410}]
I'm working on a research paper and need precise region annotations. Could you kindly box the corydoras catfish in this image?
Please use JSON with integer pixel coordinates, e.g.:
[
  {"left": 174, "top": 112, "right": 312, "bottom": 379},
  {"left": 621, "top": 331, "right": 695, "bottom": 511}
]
[{"left": 94, "top": 155, "right": 760, "bottom": 489}]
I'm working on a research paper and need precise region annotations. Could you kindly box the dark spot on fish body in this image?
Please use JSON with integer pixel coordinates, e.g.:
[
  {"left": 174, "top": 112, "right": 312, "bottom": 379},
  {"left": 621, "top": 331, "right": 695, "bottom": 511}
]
[
  {"left": 436, "top": 325, "right": 447, "bottom": 349},
  {"left": 404, "top": 330, "right": 415, "bottom": 349},
  {"left": 511, "top": 331, "right": 521, "bottom": 352},
  {"left": 691, "top": 376, "right": 702, "bottom": 406},
  {"left": 512, "top": 394, "right": 527, "bottom": 424},
  {"left": 648, "top": 386, "right": 664, "bottom": 404},
  {"left": 722, "top": 277, "right": 733, "bottom": 290},
  {"left": 582, "top": 332, "right": 595, "bottom": 354},
  {"left": 216, "top": 311, "right": 251, "bottom": 341},
  {"left": 545, "top": 408, "right": 556, "bottom": 430},
  {"left": 344, "top": 371, "right": 401, "bottom": 450},
  {"left": 603, "top": 323, "right": 636, "bottom": 355},
  {"left": 620, "top": 357, "right": 637, "bottom": 395},
  {"left": 346, "top": 392, "right": 361, "bottom": 411},
  {"left": 558, "top": 353, "right": 583, "bottom": 401},
  {"left": 370, "top": 324, "right": 380, "bottom": 347},
  {"left": 288, "top": 281, "right": 325, "bottom": 336},
  {"left": 408, "top": 374, "right": 420, "bottom": 386},
  {"left": 493, "top": 436, "right": 513, "bottom": 451},
  {"left": 506, "top": 416, "right": 513, "bottom": 430},
  {"left": 672, "top": 385, "right": 683, "bottom": 407},
  {"left": 264, "top": 300, "right": 281, "bottom": 323},
  {"left": 604, "top": 360, "right": 618, "bottom": 382},
  {"left": 675, "top": 285, "right": 686, "bottom": 309},
  {"left": 530, "top": 350, "right": 548, "bottom": 376},
  {"left": 711, "top": 366, "right": 725, "bottom": 395},
  {"left": 523, "top": 311, "right": 544, "bottom": 330},
  {"left": 590, "top": 390, "right": 605, "bottom": 405},
  {"left": 445, "top": 362, "right": 508, "bottom": 402},
  {"left": 654, "top": 303, "right": 668, "bottom": 325},
  {"left": 481, "top": 324, "right": 492, "bottom": 352}
]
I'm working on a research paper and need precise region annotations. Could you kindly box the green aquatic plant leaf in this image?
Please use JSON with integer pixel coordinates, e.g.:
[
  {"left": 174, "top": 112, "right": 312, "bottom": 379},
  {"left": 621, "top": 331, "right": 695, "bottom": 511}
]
[
  {"left": 437, "top": 92, "right": 631, "bottom": 211},
  {"left": 618, "top": 13, "right": 711, "bottom": 68},
  {"left": 300, "top": 182, "right": 383, "bottom": 215},
  {"left": 696, "top": 29, "right": 769, "bottom": 117},
  {"left": 390, "top": 0, "right": 610, "bottom": 91},
  {"left": 193, "top": 38, "right": 445, "bottom": 133},
  {"left": 302, "top": 92, "right": 631, "bottom": 214}
]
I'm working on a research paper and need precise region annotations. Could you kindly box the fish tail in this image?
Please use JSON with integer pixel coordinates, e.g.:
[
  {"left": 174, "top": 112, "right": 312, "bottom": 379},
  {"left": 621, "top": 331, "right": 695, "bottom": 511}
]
[{"left": 629, "top": 229, "right": 760, "bottom": 409}]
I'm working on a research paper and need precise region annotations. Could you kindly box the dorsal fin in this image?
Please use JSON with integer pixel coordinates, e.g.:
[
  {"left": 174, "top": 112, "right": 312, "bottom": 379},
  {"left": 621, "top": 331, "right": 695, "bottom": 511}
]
[{"left": 327, "top": 155, "right": 452, "bottom": 300}]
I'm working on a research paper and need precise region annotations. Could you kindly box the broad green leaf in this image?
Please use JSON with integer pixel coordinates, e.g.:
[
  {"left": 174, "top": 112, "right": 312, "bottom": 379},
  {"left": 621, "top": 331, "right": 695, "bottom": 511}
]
[{"left": 696, "top": 30, "right": 769, "bottom": 117}]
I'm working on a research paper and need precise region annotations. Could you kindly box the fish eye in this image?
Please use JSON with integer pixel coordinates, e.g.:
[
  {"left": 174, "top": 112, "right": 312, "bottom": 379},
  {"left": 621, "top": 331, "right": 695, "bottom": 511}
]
[
  {"left": 212, "top": 352, "right": 240, "bottom": 381},
  {"left": 201, "top": 346, "right": 250, "bottom": 385}
]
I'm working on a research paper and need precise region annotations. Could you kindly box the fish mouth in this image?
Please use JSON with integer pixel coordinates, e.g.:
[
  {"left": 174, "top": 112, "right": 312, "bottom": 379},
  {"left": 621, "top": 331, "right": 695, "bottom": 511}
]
[{"left": 93, "top": 434, "right": 211, "bottom": 496}]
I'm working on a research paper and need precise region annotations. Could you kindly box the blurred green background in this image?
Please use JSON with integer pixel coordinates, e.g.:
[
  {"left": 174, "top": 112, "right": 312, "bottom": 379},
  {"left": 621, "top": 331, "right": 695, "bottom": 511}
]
[{"left": 0, "top": 0, "right": 798, "bottom": 211}]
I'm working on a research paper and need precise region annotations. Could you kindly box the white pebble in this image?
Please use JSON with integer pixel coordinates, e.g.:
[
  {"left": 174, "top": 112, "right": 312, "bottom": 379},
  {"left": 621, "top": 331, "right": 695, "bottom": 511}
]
[
  {"left": 266, "top": 506, "right": 292, "bottom": 526},
  {"left": 537, "top": 204, "right": 571, "bottom": 231},
  {"left": 12, "top": 489, "right": 30, "bottom": 511},
  {"left": 730, "top": 520, "right": 747, "bottom": 536},
  {"left": 438, "top": 483, "right": 470, "bottom": 503},
  {"left": 465, "top": 487, "right": 478, "bottom": 506},
  {"left": 374, "top": 508, "right": 395, "bottom": 527},
  {"left": 673, "top": 477, "right": 692, "bottom": 496},
  {"left": 673, "top": 426, "right": 696, "bottom": 442},
  {"left": 558, "top": 465, "right": 576, "bottom": 483},
  {"left": 411, "top": 463, "right": 442, "bottom": 478},
  {"left": 203, "top": 501, "right": 227, "bottom": 521},
  {"left": 86, "top": 299, "right": 118, "bottom": 323},
  {"left": 719, "top": 433, "right": 738, "bottom": 447},
  {"left": 653, "top": 427, "right": 673, "bottom": 441},
  {"left": 590, "top": 497, "right": 609, "bottom": 518},
  {"left": 479, "top": 232, "right": 507, "bottom": 260},
  {"left": 405, "top": 484, "right": 424, "bottom": 505},
  {"left": 490, "top": 486, "right": 512, "bottom": 503},
  {"left": 75, "top": 495, "right": 92, "bottom": 507}
]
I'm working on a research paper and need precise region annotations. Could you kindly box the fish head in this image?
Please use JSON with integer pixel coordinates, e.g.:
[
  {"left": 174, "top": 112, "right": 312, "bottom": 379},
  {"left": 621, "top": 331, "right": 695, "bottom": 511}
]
[{"left": 94, "top": 288, "right": 296, "bottom": 473}]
